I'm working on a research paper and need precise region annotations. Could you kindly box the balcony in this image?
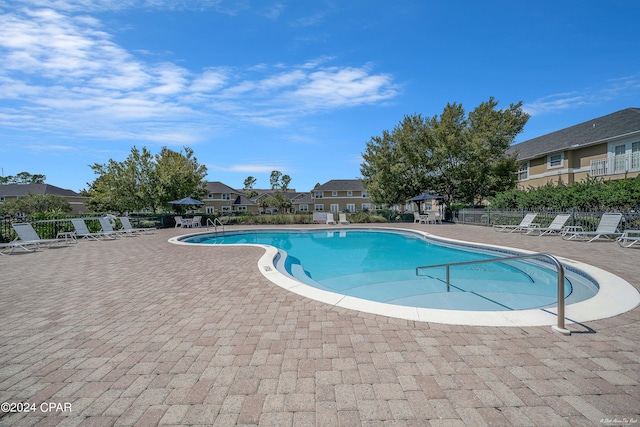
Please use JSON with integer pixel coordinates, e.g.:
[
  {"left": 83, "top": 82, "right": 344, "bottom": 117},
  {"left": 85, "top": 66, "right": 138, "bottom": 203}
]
[{"left": 590, "top": 152, "right": 640, "bottom": 177}]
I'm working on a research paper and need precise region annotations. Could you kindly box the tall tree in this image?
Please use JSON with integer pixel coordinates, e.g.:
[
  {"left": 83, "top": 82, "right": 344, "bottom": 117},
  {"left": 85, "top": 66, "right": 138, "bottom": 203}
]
[
  {"left": 85, "top": 146, "right": 207, "bottom": 213},
  {"left": 270, "top": 170, "right": 283, "bottom": 190},
  {"left": 361, "top": 98, "right": 528, "bottom": 206}
]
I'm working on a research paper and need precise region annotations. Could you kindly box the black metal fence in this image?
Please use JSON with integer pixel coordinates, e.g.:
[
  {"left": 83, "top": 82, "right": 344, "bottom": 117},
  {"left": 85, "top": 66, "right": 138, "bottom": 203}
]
[
  {"left": 451, "top": 208, "right": 640, "bottom": 232},
  {"left": 0, "top": 215, "right": 165, "bottom": 243}
]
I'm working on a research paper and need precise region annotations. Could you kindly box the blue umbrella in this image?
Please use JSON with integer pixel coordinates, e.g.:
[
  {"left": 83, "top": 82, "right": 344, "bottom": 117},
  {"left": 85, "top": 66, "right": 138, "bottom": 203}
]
[
  {"left": 409, "top": 193, "right": 443, "bottom": 201},
  {"left": 168, "top": 197, "right": 204, "bottom": 205}
]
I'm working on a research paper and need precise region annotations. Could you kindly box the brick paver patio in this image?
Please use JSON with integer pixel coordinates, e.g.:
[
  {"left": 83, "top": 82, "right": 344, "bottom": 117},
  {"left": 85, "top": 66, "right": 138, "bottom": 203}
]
[{"left": 1, "top": 223, "right": 639, "bottom": 426}]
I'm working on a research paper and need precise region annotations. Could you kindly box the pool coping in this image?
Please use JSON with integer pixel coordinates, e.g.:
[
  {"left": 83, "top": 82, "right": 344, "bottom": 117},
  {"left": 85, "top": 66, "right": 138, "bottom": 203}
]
[{"left": 169, "top": 226, "right": 640, "bottom": 328}]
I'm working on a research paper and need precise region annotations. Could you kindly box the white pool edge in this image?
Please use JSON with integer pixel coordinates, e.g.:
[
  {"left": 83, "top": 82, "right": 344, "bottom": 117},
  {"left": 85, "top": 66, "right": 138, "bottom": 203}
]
[{"left": 169, "top": 227, "right": 640, "bottom": 328}]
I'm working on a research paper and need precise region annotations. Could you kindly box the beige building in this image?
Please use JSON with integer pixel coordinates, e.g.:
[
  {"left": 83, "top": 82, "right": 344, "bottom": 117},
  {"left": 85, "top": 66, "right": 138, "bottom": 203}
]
[
  {"left": 0, "top": 183, "right": 89, "bottom": 214},
  {"left": 509, "top": 108, "right": 640, "bottom": 189},
  {"left": 311, "top": 179, "right": 373, "bottom": 213},
  {"left": 203, "top": 181, "right": 259, "bottom": 214}
]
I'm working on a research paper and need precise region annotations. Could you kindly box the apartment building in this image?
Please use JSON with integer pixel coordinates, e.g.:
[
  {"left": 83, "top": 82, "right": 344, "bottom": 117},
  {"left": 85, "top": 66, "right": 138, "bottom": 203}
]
[{"left": 509, "top": 108, "right": 640, "bottom": 188}]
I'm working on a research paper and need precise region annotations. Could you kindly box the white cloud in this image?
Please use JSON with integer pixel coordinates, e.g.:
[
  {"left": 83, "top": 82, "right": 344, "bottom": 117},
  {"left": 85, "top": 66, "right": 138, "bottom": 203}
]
[
  {"left": 0, "top": 6, "right": 399, "bottom": 144},
  {"left": 523, "top": 74, "right": 640, "bottom": 117},
  {"left": 213, "top": 164, "right": 287, "bottom": 173}
]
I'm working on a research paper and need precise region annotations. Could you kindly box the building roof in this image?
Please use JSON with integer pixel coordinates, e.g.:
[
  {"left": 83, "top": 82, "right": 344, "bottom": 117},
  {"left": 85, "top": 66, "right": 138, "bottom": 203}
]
[
  {"left": 206, "top": 181, "right": 241, "bottom": 194},
  {"left": 508, "top": 108, "right": 640, "bottom": 160},
  {"left": 0, "top": 183, "right": 85, "bottom": 198},
  {"left": 313, "top": 179, "right": 366, "bottom": 191}
]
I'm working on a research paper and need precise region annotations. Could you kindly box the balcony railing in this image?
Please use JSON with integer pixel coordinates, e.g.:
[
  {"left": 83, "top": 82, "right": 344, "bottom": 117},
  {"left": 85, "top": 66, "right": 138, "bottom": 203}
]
[{"left": 590, "top": 152, "right": 640, "bottom": 177}]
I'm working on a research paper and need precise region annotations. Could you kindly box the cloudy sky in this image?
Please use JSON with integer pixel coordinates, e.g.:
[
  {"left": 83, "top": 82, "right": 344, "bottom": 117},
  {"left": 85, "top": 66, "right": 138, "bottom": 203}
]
[{"left": 1, "top": 0, "right": 639, "bottom": 192}]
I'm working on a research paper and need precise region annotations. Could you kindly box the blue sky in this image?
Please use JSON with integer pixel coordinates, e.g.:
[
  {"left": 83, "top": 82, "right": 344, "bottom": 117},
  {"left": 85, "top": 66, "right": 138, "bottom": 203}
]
[{"left": 1, "top": 0, "right": 639, "bottom": 193}]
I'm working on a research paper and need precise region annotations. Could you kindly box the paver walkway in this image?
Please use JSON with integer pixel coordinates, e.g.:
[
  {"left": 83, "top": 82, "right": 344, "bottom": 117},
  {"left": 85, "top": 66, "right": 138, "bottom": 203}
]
[{"left": 1, "top": 223, "right": 639, "bottom": 426}]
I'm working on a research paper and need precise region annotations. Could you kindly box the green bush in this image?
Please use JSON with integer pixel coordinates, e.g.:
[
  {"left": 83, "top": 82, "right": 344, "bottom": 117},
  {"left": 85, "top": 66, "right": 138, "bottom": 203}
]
[{"left": 490, "top": 175, "right": 640, "bottom": 211}]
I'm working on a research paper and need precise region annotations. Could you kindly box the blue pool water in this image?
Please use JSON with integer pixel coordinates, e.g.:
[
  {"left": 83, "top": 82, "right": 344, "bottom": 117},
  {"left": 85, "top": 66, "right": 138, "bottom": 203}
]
[{"left": 182, "top": 229, "right": 599, "bottom": 311}]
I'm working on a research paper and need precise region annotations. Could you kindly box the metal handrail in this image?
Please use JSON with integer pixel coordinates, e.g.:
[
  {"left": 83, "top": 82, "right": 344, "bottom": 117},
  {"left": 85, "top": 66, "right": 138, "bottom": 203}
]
[
  {"left": 206, "top": 217, "right": 225, "bottom": 234},
  {"left": 416, "top": 253, "right": 570, "bottom": 335}
]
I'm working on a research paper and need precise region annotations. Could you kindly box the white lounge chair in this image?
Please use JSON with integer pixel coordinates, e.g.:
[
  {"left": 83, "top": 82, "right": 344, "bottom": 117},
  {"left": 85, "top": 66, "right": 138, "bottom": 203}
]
[
  {"left": 326, "top": 213, "right": 337, "bottom": 225},
  {"left": 617, "top": 230, "right": 640, "bottom": 248},
  {"left": 120, "top": 217, "right": 155, "bottom": 234},
  {"left": 562, "top": 213, "right": 623, "bottom": 242},
  {"left": 71, "top": 218, "right": 118, "bottom": 240},
  {"left": 11, "top": 223, "right": 70, "bottom": 250},
  {"left": 99, "top": 218, "right": 134, "bottom": 237},
  {"left": 191, "top": 216, "right": 202, "bottom": 227},
  {"left": 339, "top": 213, "right": 350, "bottom": 224},
  {"left": 494, "top": 213, "right": 538, "bottom": 233},
  {"left": 522, "top": 213, "right": 571, "bottom": 236}
]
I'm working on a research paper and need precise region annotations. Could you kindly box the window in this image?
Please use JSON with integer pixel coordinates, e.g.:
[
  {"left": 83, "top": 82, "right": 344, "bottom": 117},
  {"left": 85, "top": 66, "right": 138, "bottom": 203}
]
[
  {"left": 346, "top": 204, "right": 355, "bottom": 212},
  {"left": 205, "top": 206, "right": 215, "bottom": 214},
  {"left": 632, "top": 142, "right": 640, "bottom": 170},
  {"left": 613, "top": 144, "right": 626, "bottom": 173},
  {"left": 347, "top": 191, "right": 353, "bottom": 197},
  {"left": 332, "top": 191, "right": 338, "bottom": 196},
  {"left": 221, "top": 206, "right": 231, "bottom": 211},
  {"left": 314, "top": 192, "right": 323, "bottom": 199},
  {"left": 330, "top": 204, "right": 339, "bottom": 213},
  {"left": 236, "top": 206, "right": 247, "bottom": 211},
  {"left": 362, "top": 191, "right": 367, "bottom": 198},
  {"left": 362, "top": 203, "right": 371, "bottom": 211},
  {"left": 299, "top": 204, "right": 308, "bottom": 212},
  {"left": 314, "top": 204, "right": 324, "bottom": 211},
  {"left": 547, "top": 153, "right": 563, "bottom": 169},
  {"left": 207, "top": 193, "right": 214, "bottom": 199},
  {"left": 517, "top": 162, "right": 529, "bottom": 180},
  {"left": 222, "top": 193, "right": 231, "bottom": 200}
]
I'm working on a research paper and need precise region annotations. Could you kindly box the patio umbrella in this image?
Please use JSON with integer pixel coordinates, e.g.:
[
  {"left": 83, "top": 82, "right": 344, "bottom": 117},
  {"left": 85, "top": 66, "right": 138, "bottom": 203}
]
[
  {"left": 409, "top": 193, "right": 443, "bottom": 201},
  {"left": 409, "top": 193, "right": 443, "bottom": 214},
  {"left": 168, "top": 197, "right": 204, "bottom": 214},
  {"left": 168, "top": 197, "right": 204, "bottom": 205}
]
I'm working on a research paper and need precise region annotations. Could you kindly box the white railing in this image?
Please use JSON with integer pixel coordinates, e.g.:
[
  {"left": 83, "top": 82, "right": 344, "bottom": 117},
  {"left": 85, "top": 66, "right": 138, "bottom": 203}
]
[{"left": 590, "top": 152, "right": 640, "bottom": 177}]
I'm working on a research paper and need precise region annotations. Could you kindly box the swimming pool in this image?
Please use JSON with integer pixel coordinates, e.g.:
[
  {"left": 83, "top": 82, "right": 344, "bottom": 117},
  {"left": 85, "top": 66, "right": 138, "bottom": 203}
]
[
  {"left": 178, "top": 228, "right": 599, "bottom": 308},
  {"left": 169, "top": 226, "right": 640, "bottom": 326}
]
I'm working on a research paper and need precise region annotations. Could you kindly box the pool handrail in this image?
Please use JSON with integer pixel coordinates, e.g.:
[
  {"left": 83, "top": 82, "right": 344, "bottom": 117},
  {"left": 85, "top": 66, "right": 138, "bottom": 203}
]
[
  {"left": 206, "top": 217, "right": 225, "bottom": 234},
  {"left": 416, "top": 252, "right": 570, "bottom": 335}
]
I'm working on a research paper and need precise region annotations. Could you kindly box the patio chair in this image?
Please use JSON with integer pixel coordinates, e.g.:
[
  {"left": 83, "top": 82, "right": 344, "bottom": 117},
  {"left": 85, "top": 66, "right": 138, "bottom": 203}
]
[
  {"left": 174, "top": 216, "right": 184, "bottom": 228},
  {"left": 191, "top": 216, "right": 202, "bottom": 228},
  {"left": 521, "top": 213, "right": 571, "bottom": 236},
  {"left": 561, "top": 213, "right": 623, "bottom": 242},
  {"left": 493, "top": 213, "right": 538, "bottom": 233},
  {"left": 120, "top": 217, "right": 155, "bottom": 234},
  {"left": 11, "top": 223, "right": 71, "bottom": 250},
  {"left": 413, "top": 212, "right": 428, "bottom": 224},
  {"left": 99, "top": 218, "right": 134, "bottom": 237},
  {"left": 617, "top": 230, "right": 640, "bottom": 248},
  {"left": 326, "top": 213, "right": 337, "bottom": 225},
  {"left": 339, "top": 213, "right": 350, "bottom": 225},
  {"left": 71, "top": 218, "right": 118, "bottom": 240}
]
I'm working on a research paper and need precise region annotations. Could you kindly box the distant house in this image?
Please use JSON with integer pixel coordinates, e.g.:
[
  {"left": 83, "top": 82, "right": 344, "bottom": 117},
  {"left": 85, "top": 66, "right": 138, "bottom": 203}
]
[
  {"left": 203, "top": 181, "right": 258, "bottom": 214},
  {"left": 0, "top": 183, "right": 89, "bottom": 214},
  {"left": 311, "top": 179, "right": 373, "bottom": 213},
  {"left": 509, "top": 108, "right": 640, "bottom": 188}
]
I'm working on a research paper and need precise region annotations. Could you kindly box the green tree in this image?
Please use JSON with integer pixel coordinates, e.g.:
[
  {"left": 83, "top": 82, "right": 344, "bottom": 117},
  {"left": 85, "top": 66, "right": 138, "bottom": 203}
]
[
  {"left": 0, "top": 194, "right": 71, "bottom": 218},
  {"left": 0, "top": 172, "right": 47, "bottom": 184},
  {"left": 85, "top": 146, "right": 207, "bottom": 213},
  {"left": 243, "top": 176, "right": 258, "bottom": 199},
  {"left": 281, "top": 175, "right": 291, "bottom": 192},
  {"left": 270, "top": 170, "right": 283, "bottom": 190},
  {"left": 361, "top": 98, "right": 528, "bottom": 206}
]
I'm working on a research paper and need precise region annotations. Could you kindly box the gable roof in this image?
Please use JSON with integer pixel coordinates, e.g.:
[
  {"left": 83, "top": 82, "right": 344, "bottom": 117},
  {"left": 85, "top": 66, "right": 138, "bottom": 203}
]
[
  {"left": 314, "top": 179, "right": 366, "bottom": 191},
  {"left": 509, "top": 108, "right": 640, "bottom": 160},
  {"left": 0, "top": 183, "right": 84, "bottom": 198},
  {"left": 206, "top": 181, "right": 241, "bottom": 194}
]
